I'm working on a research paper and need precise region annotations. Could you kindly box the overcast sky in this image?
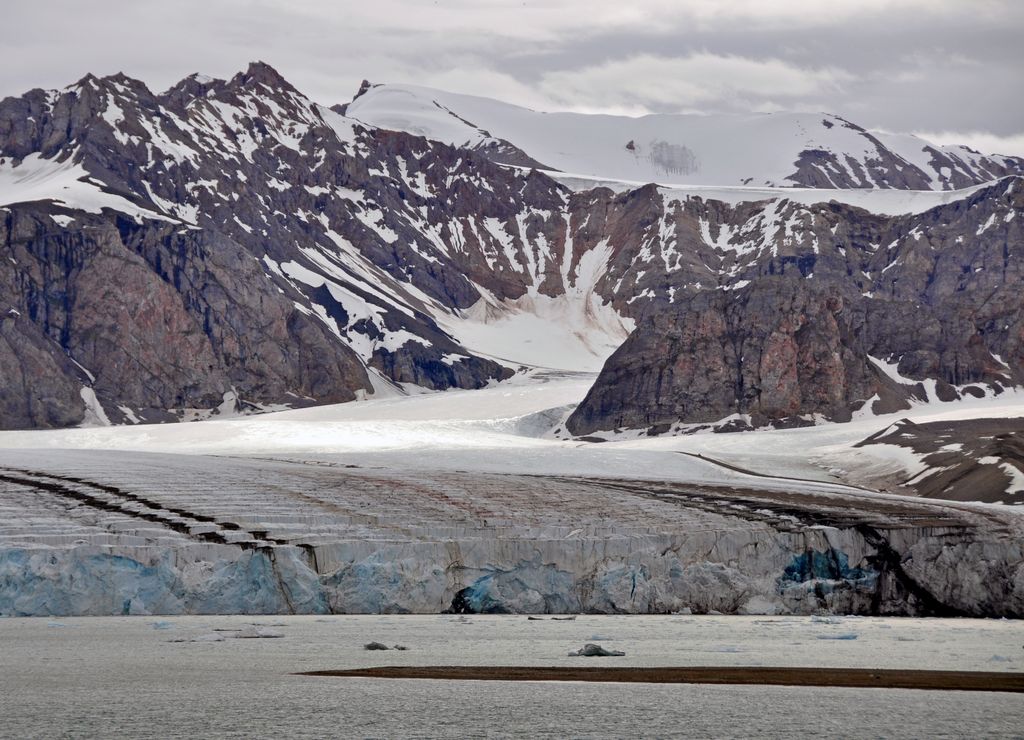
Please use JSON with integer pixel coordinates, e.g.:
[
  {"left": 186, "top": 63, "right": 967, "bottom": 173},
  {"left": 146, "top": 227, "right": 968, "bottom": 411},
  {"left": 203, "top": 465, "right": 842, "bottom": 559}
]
[{"left": 3, "top": 0, "right": 1022, "bottom": 155}]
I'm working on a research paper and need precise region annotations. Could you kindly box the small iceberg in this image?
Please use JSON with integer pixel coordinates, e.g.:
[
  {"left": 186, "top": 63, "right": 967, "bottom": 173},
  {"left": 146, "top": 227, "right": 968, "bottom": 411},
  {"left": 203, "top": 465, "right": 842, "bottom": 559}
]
[
  {"left": 168, "top": 633, "right": 225, "bottom": 643},
  {"left": 364, "top": 642, "right": 408, "bottom": 651},
  {"left": 568, "top": 643, "right": 625, "bottom": 657}
]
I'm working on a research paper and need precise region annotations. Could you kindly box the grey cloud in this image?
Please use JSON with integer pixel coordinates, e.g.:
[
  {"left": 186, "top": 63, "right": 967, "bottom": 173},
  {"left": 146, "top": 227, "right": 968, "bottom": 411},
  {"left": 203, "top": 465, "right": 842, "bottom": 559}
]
[{"left": 0, "top": 0, "right": 1020, "bottom": 153}]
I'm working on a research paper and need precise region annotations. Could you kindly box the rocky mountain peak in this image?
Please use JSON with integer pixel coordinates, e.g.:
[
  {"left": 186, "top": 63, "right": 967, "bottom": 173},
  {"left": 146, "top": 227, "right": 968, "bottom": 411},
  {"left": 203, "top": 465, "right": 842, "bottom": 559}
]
[
  {"left": 229, "top": 60, "right": 300, "bottom": 95},
  {"left": 163, "top": 72, "right": 226, "bottom": 106},
  {"left": 333, "top": 79, "right": 377, "bottom": 117},
  {"left": 354, "top": 79, "right": 375, "bottom": 99},
  {"left": 69, "top": 72, "right": 101, "bottom": 90},
  {"left": 66, "top": 71, "right": 154, "bottom": 105}
]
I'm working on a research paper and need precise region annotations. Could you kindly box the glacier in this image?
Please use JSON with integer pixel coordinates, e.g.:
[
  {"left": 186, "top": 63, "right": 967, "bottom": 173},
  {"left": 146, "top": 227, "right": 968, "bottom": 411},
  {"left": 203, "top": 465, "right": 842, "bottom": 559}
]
[
  {"left": 1, "top": 377, "right": 1022, "bottom": 618},
  {"left": 1, "top": 451, "right": 1021, "bottom": 617}
]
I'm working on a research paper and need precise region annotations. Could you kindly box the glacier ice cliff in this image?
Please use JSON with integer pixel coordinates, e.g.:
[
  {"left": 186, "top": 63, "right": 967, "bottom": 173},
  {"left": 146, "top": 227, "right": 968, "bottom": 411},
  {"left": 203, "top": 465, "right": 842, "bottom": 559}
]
[
  {"left": 3, "top": 529, "right": 1022, "bottom": 618},
  {"left": 1, "top": 450, "right": 1022, "bottom": 617}
]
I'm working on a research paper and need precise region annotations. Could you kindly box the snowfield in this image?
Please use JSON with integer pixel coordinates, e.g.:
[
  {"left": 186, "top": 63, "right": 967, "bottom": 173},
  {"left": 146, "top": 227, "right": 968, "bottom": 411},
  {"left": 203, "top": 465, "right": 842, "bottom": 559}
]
[
  {"left": 1, "top": 370, "right": 1021, "bottom": 500},
  {"left": 0, "top": 152, "right": 177, "bottom": 222},
  {"left": 345, "top": 82, "right": 1020, "bottom": 191},
  {"left": 548, "top": 172, "right": 1006, "bottom": 215}
]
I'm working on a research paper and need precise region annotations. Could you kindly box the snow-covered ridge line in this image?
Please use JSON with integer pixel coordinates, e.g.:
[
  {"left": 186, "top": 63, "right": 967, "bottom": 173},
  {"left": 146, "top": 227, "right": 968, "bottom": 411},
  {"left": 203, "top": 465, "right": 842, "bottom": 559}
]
[
  {"left": 543, "top": 169, "right": 1013, "bottom": 216},
  {"left": 346, "top": 82, "right": 1024, "bottom": 192}
]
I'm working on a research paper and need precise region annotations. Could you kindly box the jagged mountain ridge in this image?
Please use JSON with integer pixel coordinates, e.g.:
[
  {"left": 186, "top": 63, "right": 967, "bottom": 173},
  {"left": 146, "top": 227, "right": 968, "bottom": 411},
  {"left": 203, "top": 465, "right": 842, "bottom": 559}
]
[
  {"left": 0, "top": 62, "right": 1021, "bottom": 430},
  {"left": 0, "top": 63, "right": 594, "bottom": 426},
  {"left": 344, "top": 82, "right": 1024, "bottom": 190}
]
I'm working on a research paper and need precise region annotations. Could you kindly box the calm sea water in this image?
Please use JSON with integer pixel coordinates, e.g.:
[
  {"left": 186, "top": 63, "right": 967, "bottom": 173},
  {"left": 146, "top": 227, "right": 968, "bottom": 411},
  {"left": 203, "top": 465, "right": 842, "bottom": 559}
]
[{"left": 1, "top": 615, "right": 1021, "bottom": 738}]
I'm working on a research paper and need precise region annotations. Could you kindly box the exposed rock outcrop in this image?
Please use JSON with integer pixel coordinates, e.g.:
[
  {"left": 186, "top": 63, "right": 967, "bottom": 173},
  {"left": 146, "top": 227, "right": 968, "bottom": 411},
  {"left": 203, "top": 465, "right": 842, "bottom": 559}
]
[
  {"left": 0, "top": 203, "right": 370, "bottom": 427},
  {"left": 855, "top": 417, "right": 1024, "bottom": 503},
  {"left": 568, "top": 178, "right": 1024, "bottom": 434}
]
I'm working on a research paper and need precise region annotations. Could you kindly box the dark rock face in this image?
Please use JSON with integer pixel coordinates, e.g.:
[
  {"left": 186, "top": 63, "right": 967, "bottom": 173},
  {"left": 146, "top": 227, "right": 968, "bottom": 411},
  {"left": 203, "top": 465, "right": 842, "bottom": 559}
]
[
  {"left": 855, "top": 417, "right": 1024, "bottom": 504},
  {"left": 568, "top": 644, "right": 625, "bottom": 657},
  {"left": 0, "top": 203, "right": 369, "bottom": 426},
  {"left": 789, "top": 148, "right": 932, "bottom": 190},
  {"left": 0, "top": 312, "right": 84, "bottom": 429},
  {"left": 568, "top": 178, "right": 1024, "bottom": 434},
  {"left": 568, "top": 285, "right": 872, "bottom": 433}
]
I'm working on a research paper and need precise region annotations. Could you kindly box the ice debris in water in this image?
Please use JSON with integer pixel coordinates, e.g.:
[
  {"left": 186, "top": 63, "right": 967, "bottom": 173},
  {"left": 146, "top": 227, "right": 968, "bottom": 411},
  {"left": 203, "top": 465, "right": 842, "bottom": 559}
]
[
  {"left": 151, "top": 621, "right": 174, "bottom": 630},
  {"left": 234, "top": 626, "right": 284, "bottom": 639},
  {"left": 169, "top": 626, "right": 283, "bottom": 643},
  {"left": 816, "top": 633, "right": 859, "bottom": 640},
  {"left": 168, "top": 633, "right": 225, "bottom": 643}
]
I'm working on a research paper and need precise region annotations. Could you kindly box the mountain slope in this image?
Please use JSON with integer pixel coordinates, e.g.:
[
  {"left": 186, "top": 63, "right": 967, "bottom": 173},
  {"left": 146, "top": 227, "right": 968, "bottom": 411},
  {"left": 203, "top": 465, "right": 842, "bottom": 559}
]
[
  {"left": 566, "top": 177, "right": 1024, "bottom": 435},
  {"left": 345, "top": 82, "right": 1024, "bottom": 190},
  {"left": 1, "top": 63, "right": 1021, "bottom": 432},
  {"left": 0, "top": 64, "right": 572, "bottom": 425}
]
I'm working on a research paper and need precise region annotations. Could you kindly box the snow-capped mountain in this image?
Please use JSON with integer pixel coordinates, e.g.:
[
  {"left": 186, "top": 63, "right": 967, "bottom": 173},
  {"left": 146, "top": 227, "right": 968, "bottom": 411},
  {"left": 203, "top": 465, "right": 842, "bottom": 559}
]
[
  {"left": 2, "top": 65, "right": 1024, "bottom": 621},
  {"left": 0, "top": 62, "right": 1021, "bottom": 434},
  {"left": 343, "top": 81, "right": 1024, "bottom": 190}
]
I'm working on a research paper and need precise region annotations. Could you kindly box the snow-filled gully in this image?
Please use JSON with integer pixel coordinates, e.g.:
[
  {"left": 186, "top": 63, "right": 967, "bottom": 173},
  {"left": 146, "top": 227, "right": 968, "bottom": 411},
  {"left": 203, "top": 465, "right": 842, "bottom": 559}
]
[{"left": 2, "top": 451, "right": 1021, "bottom": 618}]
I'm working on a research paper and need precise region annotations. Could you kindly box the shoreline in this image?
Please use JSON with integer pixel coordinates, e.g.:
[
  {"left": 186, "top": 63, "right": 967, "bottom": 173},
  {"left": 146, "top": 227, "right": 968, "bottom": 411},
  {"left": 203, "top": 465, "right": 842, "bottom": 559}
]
[{"left": 299, "top": 666, "right": 1024, "bottom": 692}]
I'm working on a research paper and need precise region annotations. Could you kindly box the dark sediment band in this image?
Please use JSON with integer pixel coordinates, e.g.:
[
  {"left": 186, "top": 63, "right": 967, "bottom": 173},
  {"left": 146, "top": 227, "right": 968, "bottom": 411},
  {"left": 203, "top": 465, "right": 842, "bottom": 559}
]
[{"left": 298, "top": 666, "right": 1024, "bottom": 692}]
